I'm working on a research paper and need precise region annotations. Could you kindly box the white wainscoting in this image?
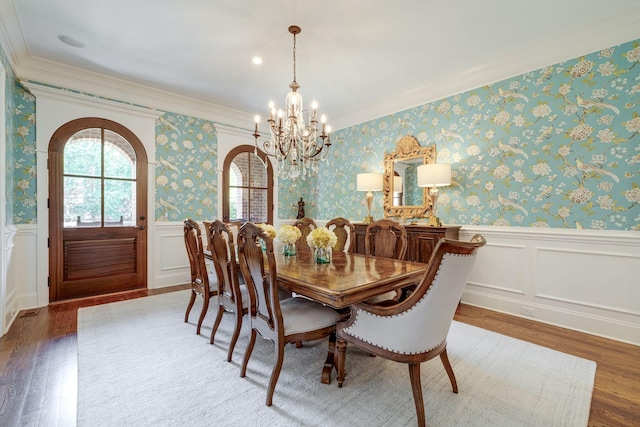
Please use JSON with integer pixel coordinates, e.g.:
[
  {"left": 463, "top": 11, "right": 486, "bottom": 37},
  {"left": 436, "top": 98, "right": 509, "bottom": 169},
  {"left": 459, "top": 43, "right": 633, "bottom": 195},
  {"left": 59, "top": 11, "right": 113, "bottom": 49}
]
[
  {"left": 458, "top": 226, "right": 640, "bottom": 346},
  {"left": 4, "top": 222, "right": 639, "bottom": 345}
]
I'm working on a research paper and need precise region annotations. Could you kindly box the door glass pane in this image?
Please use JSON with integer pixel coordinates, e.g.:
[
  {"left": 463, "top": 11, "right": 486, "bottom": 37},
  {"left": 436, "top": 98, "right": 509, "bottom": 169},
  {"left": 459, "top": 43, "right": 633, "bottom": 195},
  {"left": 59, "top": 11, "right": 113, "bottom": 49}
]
[
  {"left": 249, "top": 189, "right": 267, "bottom": 223},
  {"left": 230, "top": 153, "right": 249, "bottom": 186},
  {"left": 104, "top": 179, "right": 136, "bottom": 226},
  {"left": 250, "top": 154, "right": 267, "bottom": 187},
  {"left": 229, "top": 187, "right": 248, "bottom": 221},
  {"left": 64, "top": 129, "right": 102, "bottom": 177},
  {"left": 104, "top": 130, "right": 136, "bottom": 179},
  {"left": 64, "top": 176, "right": 101, "bottom": 227}
]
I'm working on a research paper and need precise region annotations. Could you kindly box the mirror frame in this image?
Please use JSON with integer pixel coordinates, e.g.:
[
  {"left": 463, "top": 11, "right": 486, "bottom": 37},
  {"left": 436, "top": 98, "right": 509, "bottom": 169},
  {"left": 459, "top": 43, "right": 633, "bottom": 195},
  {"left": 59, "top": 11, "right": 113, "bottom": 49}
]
[{"left": 383, "top": 135, "right": 436, "bottom": 219}]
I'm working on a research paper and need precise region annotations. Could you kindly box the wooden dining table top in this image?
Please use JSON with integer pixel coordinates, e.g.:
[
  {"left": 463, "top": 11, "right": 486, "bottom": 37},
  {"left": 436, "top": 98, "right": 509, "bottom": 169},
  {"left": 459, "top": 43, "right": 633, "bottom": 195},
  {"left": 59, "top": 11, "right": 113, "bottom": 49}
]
[
  {"left": 204, "top": 243, "right": 428, "bottom": 308},
  {"left": 271, "top": 245, "right": 427, "bottom": 308}
]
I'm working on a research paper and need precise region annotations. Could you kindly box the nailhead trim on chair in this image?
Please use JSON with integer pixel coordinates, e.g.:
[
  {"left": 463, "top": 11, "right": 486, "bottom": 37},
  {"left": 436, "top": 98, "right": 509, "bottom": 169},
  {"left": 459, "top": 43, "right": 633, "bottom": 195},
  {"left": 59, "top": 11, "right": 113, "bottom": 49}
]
[{"left": 343, "top": 253, "right": 472, "bottom": 355}]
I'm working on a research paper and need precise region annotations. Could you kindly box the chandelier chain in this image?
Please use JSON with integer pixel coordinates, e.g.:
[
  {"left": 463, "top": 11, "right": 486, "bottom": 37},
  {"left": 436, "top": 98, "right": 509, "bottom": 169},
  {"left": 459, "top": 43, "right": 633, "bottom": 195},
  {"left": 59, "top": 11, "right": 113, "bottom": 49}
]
[{"left": 292, "top": 31, "right": 297, "bottom": 83}]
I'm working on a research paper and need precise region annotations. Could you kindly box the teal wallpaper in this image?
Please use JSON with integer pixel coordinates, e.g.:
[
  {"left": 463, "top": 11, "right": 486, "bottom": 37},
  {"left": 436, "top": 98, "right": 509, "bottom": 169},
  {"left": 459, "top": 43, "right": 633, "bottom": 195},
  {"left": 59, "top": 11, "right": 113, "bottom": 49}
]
[
  {"left": 4, "top": 36, "right": 638, "bottom": 232},
  {"left": 300, "top": 39, "right": 640, "bottom": 231},
  {"left": 12, "top": 86, "right": 36, "bottom": 224},
  {"left": 155, "top": 113, "right": 218, "bottom": 221},
  {"left": 2, "top": 43, "right": 35, "bottom": 225}
]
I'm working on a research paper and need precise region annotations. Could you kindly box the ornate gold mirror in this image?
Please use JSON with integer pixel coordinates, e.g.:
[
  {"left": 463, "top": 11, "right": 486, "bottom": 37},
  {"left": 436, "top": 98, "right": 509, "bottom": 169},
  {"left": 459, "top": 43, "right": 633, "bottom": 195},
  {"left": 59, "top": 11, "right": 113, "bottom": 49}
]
[{"left": 383, "top": 135, "right": 436, "bottom": 219}]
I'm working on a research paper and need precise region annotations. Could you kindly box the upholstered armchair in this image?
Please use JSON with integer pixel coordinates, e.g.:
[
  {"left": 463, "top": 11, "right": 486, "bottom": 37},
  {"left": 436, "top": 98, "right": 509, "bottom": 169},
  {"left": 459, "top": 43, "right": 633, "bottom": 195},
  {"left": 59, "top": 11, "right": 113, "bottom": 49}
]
[{"left": 336, "top": 234, "right": 486, "bottom": 427}]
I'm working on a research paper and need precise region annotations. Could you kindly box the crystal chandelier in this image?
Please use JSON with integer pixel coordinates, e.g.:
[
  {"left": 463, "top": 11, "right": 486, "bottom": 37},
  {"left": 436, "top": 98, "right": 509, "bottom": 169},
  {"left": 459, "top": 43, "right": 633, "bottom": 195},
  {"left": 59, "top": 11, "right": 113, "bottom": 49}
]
[{"left": 253, "top": 25, "right": 331, "bottom": 181}]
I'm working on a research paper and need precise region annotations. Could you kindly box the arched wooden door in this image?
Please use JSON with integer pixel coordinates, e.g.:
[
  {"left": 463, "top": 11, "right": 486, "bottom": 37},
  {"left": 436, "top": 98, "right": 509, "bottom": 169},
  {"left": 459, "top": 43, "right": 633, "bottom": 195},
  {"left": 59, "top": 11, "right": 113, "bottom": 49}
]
[{"left": 49, "top": 118, "right": 148, "bottom": 301}]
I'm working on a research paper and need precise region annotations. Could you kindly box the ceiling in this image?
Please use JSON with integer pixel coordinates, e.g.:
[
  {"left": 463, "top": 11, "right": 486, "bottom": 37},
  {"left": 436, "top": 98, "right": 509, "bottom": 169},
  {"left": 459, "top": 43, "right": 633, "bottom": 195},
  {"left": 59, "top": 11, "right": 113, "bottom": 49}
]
[{"left": 2, "top": 0, "right": 640, "bottom": 129}]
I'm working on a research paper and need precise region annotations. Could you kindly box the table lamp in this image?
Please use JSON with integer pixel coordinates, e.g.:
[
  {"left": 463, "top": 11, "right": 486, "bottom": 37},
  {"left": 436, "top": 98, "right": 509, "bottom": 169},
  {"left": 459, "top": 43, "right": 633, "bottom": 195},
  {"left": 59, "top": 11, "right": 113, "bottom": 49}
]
[
  {"left": 417, "top": 163, "right": 451, "bottom": 227},
  {"left": 356, "top": 173, "right": 383, "bottom": 224}
]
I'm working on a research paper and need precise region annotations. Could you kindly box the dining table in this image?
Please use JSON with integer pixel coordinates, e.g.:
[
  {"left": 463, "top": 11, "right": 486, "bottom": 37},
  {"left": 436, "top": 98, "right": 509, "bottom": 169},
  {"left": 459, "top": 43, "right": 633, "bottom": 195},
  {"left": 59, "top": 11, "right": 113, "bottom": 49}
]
[{"left": 206, "top": 242, "right": 428, "bottom": 384}]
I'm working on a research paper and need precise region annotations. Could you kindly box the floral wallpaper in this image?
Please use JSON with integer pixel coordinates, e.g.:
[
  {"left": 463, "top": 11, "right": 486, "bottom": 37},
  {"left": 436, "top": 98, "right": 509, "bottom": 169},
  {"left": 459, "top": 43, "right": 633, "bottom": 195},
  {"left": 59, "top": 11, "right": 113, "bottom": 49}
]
[
  {"left": 2, "top": 43, "right": 36, "bottom": 225},
  {"left": 293, "top": 38, "right": 640, "bottom": 231},
  {"left": 154, "top": 113, "right": 218, "bottom": 221}
]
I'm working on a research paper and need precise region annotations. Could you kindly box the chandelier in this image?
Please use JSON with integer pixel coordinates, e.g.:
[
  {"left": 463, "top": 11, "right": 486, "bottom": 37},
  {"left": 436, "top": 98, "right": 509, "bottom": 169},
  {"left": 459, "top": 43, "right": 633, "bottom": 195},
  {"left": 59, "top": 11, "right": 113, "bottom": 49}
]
[{"left": 253, "top": 25, "right": 331, "bottom": 181}]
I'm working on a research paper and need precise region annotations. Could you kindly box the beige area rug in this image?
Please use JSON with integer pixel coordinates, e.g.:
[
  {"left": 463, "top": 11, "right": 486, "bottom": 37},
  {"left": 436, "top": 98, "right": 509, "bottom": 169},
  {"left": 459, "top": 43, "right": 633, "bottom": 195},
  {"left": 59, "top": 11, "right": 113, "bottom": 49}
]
[{"left": 77, "top": 290, "right": 595, "bottom": 426}]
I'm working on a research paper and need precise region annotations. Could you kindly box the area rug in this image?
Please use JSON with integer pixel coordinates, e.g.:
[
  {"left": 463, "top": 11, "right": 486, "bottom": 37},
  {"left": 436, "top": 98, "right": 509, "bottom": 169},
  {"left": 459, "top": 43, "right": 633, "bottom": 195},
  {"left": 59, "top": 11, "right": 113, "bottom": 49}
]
[{"left": 77, "top": 290, "right": 595, "bottom": 426}]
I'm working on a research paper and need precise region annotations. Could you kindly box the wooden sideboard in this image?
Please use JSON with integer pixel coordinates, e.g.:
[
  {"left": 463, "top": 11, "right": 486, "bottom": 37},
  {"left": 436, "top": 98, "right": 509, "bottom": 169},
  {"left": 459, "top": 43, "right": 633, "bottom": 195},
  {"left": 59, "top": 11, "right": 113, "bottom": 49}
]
[{"left": 353, "top": 223, "right": 461, "bottom": 264}]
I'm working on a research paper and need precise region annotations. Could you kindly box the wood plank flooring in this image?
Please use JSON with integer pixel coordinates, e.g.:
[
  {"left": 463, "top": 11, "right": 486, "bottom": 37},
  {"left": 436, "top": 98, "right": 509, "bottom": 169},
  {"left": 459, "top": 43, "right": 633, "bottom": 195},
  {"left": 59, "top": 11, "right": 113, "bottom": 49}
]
[{"left": 1, "top": 286, "right": 638, "bottom": 426}]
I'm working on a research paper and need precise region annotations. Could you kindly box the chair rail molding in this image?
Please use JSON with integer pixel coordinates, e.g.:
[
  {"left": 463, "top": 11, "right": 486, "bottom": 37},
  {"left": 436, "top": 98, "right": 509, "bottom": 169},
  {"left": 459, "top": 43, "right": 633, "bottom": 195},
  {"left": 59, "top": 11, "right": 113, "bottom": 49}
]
[{"left": 459, "top": 225, "right": 640, "bottom": 346}]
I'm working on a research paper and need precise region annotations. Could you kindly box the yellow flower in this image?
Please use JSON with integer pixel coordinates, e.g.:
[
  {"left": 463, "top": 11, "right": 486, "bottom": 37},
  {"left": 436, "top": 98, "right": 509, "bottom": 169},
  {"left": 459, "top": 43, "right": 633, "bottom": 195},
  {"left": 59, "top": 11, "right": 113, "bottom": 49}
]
[
  {"left": 277, "top": 225, "right": 302, "bottom": 245},
  {"left": 256, "top": 223, "right": 276, "bottom": 238},
  {"left": 306, "top": 227, "right": 338, "bottom": 249}
]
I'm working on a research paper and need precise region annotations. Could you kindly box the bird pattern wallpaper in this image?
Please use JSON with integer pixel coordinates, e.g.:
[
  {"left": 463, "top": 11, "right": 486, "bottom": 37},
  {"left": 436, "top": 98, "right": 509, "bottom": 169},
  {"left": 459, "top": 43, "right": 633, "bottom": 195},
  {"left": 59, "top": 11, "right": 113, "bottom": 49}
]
[
  {"left": 281, "top": 38, "right": 640, "bottom": 231},
  {"left": 5, "top": 38, "right": 639, "bottom": 231}
]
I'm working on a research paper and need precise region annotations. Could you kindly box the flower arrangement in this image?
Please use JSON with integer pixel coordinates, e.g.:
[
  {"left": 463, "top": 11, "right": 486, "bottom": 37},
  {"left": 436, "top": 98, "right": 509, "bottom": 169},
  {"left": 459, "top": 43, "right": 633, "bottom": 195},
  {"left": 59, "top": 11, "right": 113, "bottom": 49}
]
[
  {"left": 306, "top": 227, "right": 338, "bottom": 249},
  {"left": 256, "top": 223, "right": 276, "bottom": 239},
  {"left": 278, "top": 225, "right": 302, "bottom": 245}
]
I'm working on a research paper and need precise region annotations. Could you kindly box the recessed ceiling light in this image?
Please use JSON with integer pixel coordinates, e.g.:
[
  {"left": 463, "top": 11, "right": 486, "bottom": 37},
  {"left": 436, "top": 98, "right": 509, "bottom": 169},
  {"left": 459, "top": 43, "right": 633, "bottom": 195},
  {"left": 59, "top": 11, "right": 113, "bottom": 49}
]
[
  {"left": 58, "top": 35, "right": 85, "bottom": 48},
  {"left": 252, "top": 56, "right": 263, "bottom": 65}
]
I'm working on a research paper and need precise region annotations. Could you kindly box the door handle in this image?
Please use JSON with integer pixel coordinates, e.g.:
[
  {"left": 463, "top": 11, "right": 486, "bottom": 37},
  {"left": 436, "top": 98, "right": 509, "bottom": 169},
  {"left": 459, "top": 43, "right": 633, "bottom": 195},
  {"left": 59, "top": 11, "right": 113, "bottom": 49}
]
[{"left": 138, "top": 225, "right": 146, "bottom": 230}]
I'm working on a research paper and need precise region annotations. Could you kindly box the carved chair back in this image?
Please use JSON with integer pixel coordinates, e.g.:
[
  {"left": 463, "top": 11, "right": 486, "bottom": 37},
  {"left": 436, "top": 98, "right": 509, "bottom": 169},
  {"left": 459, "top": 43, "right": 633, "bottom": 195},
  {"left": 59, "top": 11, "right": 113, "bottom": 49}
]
[
  {"left": 326, "top": 217, "right": 356, "bottom": 253},
  {"left": 294, "top": 217, "right": 318, "bottom": 252},
  {"left": 364, "top": 219, "right": 408, "bottom": 260}
]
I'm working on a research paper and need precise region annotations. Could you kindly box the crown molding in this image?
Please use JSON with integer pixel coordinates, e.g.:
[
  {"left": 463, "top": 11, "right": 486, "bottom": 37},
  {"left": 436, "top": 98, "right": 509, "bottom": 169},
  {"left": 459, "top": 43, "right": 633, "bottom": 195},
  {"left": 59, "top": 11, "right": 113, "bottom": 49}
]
[{"left": 334, "top": 5, "right": 640, "bottom": 130}]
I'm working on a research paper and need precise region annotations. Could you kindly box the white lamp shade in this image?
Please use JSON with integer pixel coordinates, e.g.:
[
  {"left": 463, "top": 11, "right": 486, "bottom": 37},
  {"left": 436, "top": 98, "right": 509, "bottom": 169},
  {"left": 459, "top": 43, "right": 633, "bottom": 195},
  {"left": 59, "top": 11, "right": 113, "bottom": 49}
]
[
  {"left": 417, "top": 163, "right": 451, "bottom": 187},
  {"left": 393, "top": 176, "right": 403, "bottom": 193},
  {"left": 357, "top": 173, "right": 383, "bottom": 191}
]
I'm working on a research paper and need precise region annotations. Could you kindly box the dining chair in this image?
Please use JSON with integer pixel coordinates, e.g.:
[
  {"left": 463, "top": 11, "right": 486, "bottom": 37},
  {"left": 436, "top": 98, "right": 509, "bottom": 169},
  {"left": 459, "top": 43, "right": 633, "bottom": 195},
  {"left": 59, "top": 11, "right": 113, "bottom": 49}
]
[
  {"left": 365, "top": 218, "right": 407, "bottom": 260},
  {"left": 237, "top": 222, "right": 342, "bottom": 406},
  {"left": 325, "top": 217, "right": 356, "bottom": 253},
  {"left": 293, "top": 217, "right": 317, "bottom": 252},
  {"left": 335, "top": 234, "right": 486, "bottom": 427},
  {"left": 364, "top": 219, "right": 408, "bottom": 302},
  {"left": 206, "top": 220, "right": 249, "bottom": 362},
  {"left": 183, "top": 219, "right": 218, "bottom": 335}
]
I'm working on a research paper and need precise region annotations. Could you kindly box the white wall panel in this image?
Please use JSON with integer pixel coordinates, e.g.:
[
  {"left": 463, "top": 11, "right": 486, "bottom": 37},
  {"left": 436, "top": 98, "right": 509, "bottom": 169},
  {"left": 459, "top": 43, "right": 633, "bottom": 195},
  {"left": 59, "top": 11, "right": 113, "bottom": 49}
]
[
  {"left": 467, "top": 242, "right": 527, "bottom": 295},
  {"left": 534, "top": 247, "right": 640, "bottom": 315}
]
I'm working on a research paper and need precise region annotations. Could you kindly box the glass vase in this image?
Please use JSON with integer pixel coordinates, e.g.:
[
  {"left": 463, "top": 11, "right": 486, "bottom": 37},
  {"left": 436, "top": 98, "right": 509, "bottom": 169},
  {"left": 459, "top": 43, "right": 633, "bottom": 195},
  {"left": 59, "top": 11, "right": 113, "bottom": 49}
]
[
  {"left": 314, "top": 247, "right": 331, "bottom": 264},
  {"left": 282, "top": 243, "right": 297, "bottom": 256}
]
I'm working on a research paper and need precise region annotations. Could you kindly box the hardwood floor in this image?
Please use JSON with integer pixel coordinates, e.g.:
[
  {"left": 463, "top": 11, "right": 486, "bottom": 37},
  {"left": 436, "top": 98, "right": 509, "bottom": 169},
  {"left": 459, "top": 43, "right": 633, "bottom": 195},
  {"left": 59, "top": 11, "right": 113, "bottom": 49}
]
[{"left": 1, "top": 287, "right": 638, "bottom": 426}]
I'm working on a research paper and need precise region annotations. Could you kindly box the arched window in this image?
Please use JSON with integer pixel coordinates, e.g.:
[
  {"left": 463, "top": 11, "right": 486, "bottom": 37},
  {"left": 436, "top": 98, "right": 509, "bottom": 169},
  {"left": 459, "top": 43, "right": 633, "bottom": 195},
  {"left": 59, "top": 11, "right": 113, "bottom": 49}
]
[{"left": 222, "top": 145, "right": 273, "bottom": 224}]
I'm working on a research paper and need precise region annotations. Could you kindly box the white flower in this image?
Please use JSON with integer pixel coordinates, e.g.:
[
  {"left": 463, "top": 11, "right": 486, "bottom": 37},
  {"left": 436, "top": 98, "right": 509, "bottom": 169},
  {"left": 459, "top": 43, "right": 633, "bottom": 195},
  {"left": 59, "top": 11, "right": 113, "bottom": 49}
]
[
  {"left": 466, "top": 145, "right": 480, "bottom": 156},
  {"left": 558, "top": 146, "right": 571, "bottom": 157},
  {"left": 156, "top": 134, "right": 169, "bottom": 145},
  {"left": 513, "top": 115, "right": 525, "bottom": 126},
  {"left": 598, "top": 62, "right": 616, "bottom": 76},
  {"left": 559, "top": 84, "right": 571, "bottom": 95},
  {"left": 466, "top": 95, "right": 481, "bottom": 107},
  {"left": 277, "top": 225, "right": 302, "bottom": 245},
  {"left": 437, "top": 101, "right": 451, "bottom": 114},
  {"left": 156, "top": 175, "right": 169, "bottom": 186},
  {"left": 202, "top": 160, "right": 213, "bottom": 170},
  {"left": 624, "top": 187, "right": 640, "bottom": 203},
  {"left": 466, "top": 195, "right": 480, "bottom": 206},
  {"left": 625, "top": 45, "right": 640, "bottom": 62},
  {"left": 202, "top": 123, "right": 214, "bottom": 133},
  {"left": 493, "top": 165, "right": 510, "bottom": 179},
  {"left": 569, "top": 187, "right": 593, "bottom": 204},
  {"left": 532, "top": 163, "right": 552, "bottom": 176},
  {"left": 598, "top": 129, "right": 615, "bottom": 143},
  {"left": 570, "top": 59, "right": 593, "bottom": 77},
  {"left": 569, "top": 124, "right": 593, "bottom": 141},
  {"left": 17, "top": 126, "right": 29, "bottom": 136},
  {"left": 17, "top": 179, "right": 29, "bottom": 190},
  {"left": 623, "top": 117, "right": 640, "bottom": 133},
  {"left": 183, "top": 140, "right": 193, "bottom": 149},
  {"left": 183, "top": 179, "right": 193, "bottom": 188},
  {"left": 597, "top": 195, "right": 614, "bottom": 210},
  {"left": 558, "top": 207, "right": 571, "bottom": 218},
  {"left": 532, "top": 104, "right": 551, "bottom": 118},
  {"left": 494, "top": 111, "right": 510, "bottom": 126},
  {"left": 202, "top": 197, "right": 213, "bottom": 207}
]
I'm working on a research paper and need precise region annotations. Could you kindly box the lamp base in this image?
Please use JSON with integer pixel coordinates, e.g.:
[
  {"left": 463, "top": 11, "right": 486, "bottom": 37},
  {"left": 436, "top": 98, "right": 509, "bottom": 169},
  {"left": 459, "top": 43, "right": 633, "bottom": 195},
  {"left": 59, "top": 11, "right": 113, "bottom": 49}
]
[
  {"left": 363, "top": 215, "right": 374, "bottom": 224},
  {"left": 426, "top": 216, "right": 442, "bottom": 227}
]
